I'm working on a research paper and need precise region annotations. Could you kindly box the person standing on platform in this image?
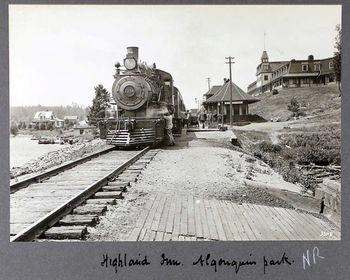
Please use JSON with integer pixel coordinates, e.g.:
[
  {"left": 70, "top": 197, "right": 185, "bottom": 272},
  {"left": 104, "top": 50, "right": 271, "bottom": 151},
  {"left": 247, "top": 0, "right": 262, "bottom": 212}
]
[
  {"left": 199, "top": 111, "right": 207, "bottom": 129},
  {"left": 163, "top": 111, "right": 175, "bottom": 146}
]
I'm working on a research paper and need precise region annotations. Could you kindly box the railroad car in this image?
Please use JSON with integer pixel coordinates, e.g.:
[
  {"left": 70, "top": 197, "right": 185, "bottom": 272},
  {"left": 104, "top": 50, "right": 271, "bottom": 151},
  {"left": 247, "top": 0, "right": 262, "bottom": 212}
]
[{"left": 106, "top": 47, "right": 186, "bottom": 147}]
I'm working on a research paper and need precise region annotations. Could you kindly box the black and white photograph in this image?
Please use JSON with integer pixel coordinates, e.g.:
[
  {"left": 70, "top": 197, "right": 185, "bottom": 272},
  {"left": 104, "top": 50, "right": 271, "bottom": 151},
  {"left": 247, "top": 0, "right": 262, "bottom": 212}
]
[{"left": 9, "top": 4, "right": 341, "bottom": 242}]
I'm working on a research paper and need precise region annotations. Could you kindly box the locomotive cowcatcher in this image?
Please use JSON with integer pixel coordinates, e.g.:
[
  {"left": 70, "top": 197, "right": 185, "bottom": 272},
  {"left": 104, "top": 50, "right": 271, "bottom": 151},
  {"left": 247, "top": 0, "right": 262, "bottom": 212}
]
[{"left": 106, "top": 47, "right": 186, "bottom": 147}]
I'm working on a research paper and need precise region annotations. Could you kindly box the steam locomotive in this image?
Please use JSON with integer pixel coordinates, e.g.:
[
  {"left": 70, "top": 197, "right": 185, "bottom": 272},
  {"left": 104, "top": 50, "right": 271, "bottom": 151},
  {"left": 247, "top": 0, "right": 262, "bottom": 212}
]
[{"left": 106, "top": 47, "right": 186, "bottom": 147}]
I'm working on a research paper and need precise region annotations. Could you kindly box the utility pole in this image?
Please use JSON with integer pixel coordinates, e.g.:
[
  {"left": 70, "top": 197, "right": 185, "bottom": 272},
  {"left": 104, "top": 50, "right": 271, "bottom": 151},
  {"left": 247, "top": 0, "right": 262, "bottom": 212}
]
[
  {"left": 206, "top": 77, "right": 211, "bottom": 91},
  {"left": 225, "top": 56, "right": 235, "bottom": 127}
]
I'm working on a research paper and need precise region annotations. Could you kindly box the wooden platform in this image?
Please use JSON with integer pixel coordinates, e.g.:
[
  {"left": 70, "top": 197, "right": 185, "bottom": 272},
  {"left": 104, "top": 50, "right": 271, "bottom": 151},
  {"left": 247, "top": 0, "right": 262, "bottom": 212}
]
[{"left": 127, "top": 194, "right": 340, "bottom": 241}]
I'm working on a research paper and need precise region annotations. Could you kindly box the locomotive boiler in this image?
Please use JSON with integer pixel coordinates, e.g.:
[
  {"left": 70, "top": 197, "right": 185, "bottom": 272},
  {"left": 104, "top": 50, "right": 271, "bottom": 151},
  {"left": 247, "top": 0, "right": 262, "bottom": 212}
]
[{"left": 106, "top": 47, "right": 186, "bottom": 147}]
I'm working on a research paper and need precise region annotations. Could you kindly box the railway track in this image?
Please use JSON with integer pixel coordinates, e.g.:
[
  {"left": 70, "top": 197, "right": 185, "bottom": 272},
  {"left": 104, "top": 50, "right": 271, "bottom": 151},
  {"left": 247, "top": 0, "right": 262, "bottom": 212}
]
[{"left": 10, "top": 147, "right": 159, "bottom": 242}]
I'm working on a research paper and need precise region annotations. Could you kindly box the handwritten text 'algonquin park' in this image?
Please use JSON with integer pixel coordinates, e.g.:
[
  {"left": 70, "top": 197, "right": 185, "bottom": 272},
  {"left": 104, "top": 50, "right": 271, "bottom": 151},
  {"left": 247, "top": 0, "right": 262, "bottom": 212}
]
[{"left": 100, "top": 251, "right": 296, "bottom": 275}]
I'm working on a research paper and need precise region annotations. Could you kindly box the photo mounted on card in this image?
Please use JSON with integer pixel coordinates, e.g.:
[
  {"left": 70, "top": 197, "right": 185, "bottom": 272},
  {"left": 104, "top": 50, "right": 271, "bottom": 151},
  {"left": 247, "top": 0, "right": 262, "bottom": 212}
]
[{"left": 9, "top": 4, "right": 341, "bottom": 243}]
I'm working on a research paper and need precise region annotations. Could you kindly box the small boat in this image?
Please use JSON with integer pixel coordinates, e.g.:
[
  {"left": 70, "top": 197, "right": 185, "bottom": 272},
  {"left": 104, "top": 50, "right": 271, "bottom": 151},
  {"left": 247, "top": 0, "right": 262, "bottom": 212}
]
[{"left": 38, "top": 137, "right": 55, "bottom": 144}]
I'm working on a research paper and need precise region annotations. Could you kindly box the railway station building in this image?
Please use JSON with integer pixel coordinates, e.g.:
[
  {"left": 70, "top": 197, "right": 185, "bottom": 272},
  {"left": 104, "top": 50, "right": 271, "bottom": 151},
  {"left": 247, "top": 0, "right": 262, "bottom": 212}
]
[
  {"left": 247, "top": 50, "right": 336, "bottom": 96},
  {"left": 203, "top": 80, "right": 260, "bottom": 124}
]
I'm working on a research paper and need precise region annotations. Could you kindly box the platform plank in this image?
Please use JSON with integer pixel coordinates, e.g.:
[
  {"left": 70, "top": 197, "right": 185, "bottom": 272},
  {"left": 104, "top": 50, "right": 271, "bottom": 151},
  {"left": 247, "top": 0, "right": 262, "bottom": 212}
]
[
  {"left": 180, "top": 195, "right": 188, "bottom": 236},
  {"left": 193, "top": 198, "right": 204, "bottom": 239},
  {"left": 198, "top": 199, "right": 210, "bottom": 239},
  {"left": 165, "top": 195, "right": 176, "bottom": 234},
  {"left": 210, "top": 200, "right": 226, "bottom": 241},
  {"left": 203, "top": 199, "right": 218, "bottom": 240},
  {"left": 187, "top": 196, "right": 196, "bottom": 236}
]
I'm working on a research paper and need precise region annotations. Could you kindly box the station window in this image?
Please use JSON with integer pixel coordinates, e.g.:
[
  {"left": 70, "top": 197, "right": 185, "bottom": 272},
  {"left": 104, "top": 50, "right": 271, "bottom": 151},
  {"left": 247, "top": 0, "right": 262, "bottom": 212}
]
[
  {"left": 264, "top": 75, "right": 268, "bottom": 81},
  {"left": 302, "top": 64, "right": 308, "bottom": 71},
  {"left": 329, "top": 62, "right": 334, "bottom": 69},
  {"left": 314, "top": 63, "right": 321, "bottom": 71}
]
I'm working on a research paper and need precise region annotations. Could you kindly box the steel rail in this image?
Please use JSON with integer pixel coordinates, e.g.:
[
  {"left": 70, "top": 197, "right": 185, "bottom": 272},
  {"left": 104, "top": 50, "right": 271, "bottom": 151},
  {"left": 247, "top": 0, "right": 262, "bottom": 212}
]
[
  {"left": 11, "top": 146, "right": 150, "bottom": 242},
  {"left": 10, "top": 146, "right": 117, "bottom": 193}
]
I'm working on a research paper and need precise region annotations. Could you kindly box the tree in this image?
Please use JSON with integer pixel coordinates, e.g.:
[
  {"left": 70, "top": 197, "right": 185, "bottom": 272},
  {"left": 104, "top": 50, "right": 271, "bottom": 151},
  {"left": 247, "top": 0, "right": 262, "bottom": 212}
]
[
  {"left": 288, "top": 97, "right": 300, "bottom": 117},
  {"left": 87, "top": 84, "right": 110, "bottom": 125},
  {"left": 334, "top": 24, "right": 342, "bottom": 92},
  {"left": 10, "top": 123, "right": 18, "bottom": 136}
]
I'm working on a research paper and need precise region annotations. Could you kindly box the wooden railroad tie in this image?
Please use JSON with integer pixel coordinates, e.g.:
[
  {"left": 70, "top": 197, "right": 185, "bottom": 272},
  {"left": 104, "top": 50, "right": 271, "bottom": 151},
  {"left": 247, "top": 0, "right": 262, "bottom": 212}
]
[
  {"left": 85, "top": 198, "right": 117, "bottom": 205},
  {"left": 72, "top": 204, "right": 107, "bottom": 215},
  {"left": 94, "top": 191, "right": 123, "bottom": 199},
  {"left": 58, "top": 215, "right": 99, "bottom": 226},
  {"left": 102, "top": 185, "right": 126, "bottom": 192},
  {"left": 108, "top": 181, "right": 130, "bottom": 187},
  {"left": 44, "top": 226, "right": 88, "bottom": 240}
]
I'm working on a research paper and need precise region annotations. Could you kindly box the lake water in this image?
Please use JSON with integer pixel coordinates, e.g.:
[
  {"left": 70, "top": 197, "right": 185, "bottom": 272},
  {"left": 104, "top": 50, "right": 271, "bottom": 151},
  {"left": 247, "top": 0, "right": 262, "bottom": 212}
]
[{"left": 10, "top": 135, "right": 64, "bottom": 168}]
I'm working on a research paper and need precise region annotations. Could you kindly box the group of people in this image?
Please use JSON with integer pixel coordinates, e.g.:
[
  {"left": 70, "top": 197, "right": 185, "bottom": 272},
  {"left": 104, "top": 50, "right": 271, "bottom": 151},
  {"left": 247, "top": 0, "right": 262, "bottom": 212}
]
[
  {"left": 197, "top": 110, "right": 219, "bottom": 129},
  {"left": 162, "top": 107, "right": 220, "bottom": 146}
]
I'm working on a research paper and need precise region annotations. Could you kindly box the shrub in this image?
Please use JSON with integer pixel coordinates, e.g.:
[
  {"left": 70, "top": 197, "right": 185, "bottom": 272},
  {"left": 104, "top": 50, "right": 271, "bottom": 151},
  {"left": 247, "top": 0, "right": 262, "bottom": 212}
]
[
  {"left": 282, "top": 129, "right": 340, "bottom": 165},
  {"left": 257, "top": 141, "right": 282, "bottom": 153},
  {"left": 287, "top": 96, "right": 300, "bottom": 117}
]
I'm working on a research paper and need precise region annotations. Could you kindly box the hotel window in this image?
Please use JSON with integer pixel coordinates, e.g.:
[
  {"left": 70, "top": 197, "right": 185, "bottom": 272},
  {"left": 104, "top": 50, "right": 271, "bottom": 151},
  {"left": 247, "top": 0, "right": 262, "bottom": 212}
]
[
  {"left": 264, "top": 75, "right": 268, "bottom": 81},
  {"left": 329, "top": 62, "right": 334, "bottom": 69},
  {"left": 314, "top": 63, "right": 320, "bottom": 71},
  {"left": 302, "top": 64, "right": 308, "bottom": 71}
]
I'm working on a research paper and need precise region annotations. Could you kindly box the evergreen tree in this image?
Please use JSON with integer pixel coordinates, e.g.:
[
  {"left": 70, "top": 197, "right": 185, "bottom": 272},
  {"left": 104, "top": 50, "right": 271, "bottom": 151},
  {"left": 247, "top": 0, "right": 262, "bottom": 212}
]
[
  {"left": 334, "top": 24, "right": 342, "bottom": 92},
  {"left": 87, "top": 84, "right": 110, "bottom": 125}
]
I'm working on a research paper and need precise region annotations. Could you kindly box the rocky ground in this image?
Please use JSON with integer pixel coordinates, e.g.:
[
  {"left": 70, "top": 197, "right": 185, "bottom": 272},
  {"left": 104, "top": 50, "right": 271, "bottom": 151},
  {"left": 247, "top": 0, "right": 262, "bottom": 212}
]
[
  {"left": 87, "top": 130, "right": 316, "bottom": 241},
  {"left": 10, "top": 139, "right": 108, "bottom": 180}
]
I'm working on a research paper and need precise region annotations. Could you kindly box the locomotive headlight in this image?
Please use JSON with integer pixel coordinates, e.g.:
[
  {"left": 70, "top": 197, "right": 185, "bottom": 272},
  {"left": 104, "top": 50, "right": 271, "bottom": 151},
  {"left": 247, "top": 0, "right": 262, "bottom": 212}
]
[{"left": 124, "top": 58, "right": 137, "bottom": 70}]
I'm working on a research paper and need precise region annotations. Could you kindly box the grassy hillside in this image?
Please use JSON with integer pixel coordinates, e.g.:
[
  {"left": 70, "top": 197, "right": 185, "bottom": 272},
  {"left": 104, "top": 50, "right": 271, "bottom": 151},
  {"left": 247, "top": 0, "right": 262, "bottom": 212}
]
[
  {"left": 249, "top": 84, "right": 341, "bottom": 122},
  {"left": 234, "top": 84, "right": 341, "bottom": 193}
]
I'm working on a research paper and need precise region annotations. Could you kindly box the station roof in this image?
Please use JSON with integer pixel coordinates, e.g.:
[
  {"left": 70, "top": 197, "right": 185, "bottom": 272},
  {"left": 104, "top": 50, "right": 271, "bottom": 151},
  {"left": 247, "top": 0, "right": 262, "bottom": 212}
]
[
  {"left": 203, "top": 85, "right": 221, "bottom": 97},
  {"left": 205, "top": 81, "right": 259, "bottom": 104}
]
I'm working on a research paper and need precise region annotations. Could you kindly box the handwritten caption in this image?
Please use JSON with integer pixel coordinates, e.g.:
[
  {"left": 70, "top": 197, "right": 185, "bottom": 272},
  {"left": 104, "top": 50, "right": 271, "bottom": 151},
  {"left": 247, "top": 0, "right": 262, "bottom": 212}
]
[{"left": 100, "top": 247, "right": 324, "bottom": 276}]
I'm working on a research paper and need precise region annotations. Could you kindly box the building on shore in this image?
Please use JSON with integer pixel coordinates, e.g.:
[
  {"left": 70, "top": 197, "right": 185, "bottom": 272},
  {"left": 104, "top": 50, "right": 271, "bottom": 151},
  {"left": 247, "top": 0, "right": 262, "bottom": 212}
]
[
  {"left": 64, "top": 116, "right": 79, "bottom": 126},
  {"left": 247, "top": 50, "right": 336, "bottom": 96},
  {"left": 31, "top": 111, "right": 59, "bottom": 129},
  {"left": 203, "top": 79, "right": 260, "bottom": 124}
]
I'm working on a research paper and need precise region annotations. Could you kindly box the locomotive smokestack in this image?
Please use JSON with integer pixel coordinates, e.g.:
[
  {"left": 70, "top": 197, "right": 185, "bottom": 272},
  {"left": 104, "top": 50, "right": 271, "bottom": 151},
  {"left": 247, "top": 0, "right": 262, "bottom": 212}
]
[{"left": 126, "top": 47, "right": 139, "bottom": 61}]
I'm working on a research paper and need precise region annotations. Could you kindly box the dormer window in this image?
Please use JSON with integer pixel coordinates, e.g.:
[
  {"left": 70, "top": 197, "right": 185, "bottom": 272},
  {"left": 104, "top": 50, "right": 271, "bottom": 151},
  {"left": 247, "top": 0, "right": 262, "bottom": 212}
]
[{"left": 302, "top": 64, "right": 308, "bottom": 71}]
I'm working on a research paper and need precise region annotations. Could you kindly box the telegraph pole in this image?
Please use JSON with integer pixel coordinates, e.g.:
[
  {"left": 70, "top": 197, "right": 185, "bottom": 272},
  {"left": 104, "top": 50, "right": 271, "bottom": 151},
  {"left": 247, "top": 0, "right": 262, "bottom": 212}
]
[
  {"left": 206, "top": 77, "right": 211, "bottom": 91},
  {"left": 225, "top": 56, "right": 235, "bottom": 127}
]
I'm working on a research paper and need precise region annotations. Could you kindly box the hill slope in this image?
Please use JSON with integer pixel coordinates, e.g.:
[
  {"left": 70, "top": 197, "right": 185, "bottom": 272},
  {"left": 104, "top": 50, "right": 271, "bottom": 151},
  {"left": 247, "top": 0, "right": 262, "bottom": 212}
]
[{"left": 249, "top": 84, "right": 341, "bottom": 122}]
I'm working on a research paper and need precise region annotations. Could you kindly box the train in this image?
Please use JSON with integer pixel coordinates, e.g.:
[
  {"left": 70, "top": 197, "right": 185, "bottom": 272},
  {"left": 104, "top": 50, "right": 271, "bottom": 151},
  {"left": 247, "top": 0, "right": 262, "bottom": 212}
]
[{"left": 105, "top": 47, "right": 186, "bottom": 147}]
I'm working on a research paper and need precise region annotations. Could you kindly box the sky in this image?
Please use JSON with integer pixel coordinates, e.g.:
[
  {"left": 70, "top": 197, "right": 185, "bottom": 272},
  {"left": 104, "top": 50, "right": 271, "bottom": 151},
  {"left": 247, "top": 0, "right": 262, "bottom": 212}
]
[{"left": 9, "top": 5, "right": 341, "bottom": 109}]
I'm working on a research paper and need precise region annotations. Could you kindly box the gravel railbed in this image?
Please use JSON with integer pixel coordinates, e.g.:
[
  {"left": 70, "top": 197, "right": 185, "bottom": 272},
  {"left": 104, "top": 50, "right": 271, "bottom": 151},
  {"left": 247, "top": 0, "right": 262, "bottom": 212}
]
[{"left": 10, "top": 139, "right": 108, "bottom": 179}]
